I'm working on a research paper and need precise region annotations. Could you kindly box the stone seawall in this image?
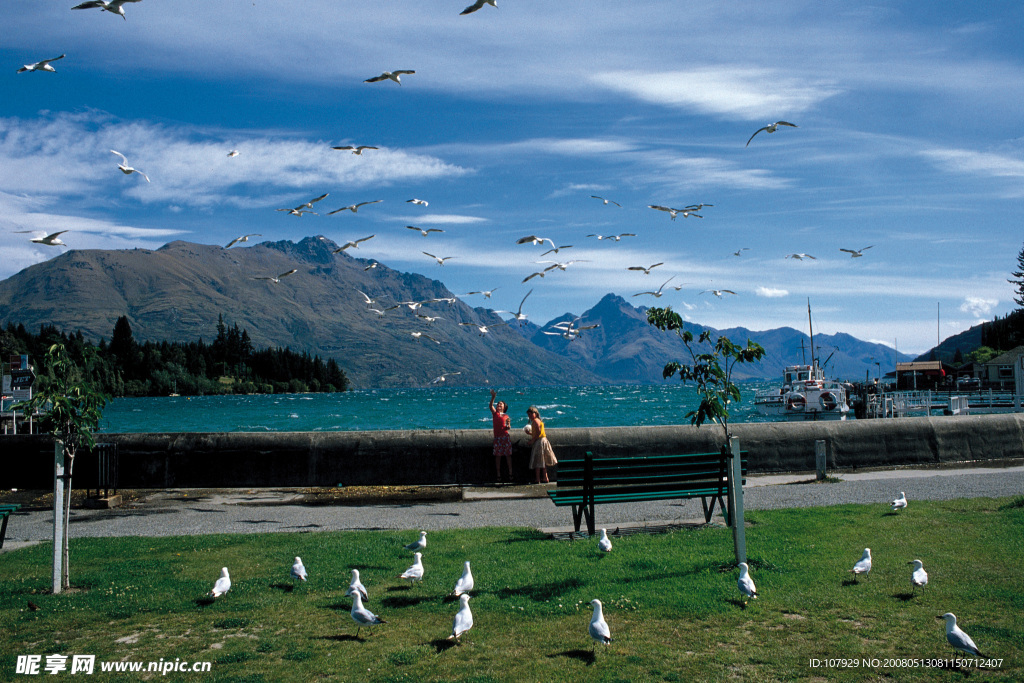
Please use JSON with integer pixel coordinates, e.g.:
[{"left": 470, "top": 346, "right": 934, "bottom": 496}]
[{"left": 4, "top": 413, "right": 1024, "bottom": 489}]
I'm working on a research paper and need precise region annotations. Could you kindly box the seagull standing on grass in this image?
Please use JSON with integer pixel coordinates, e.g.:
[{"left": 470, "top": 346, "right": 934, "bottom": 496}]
[
  {"left": 449, "top": 594, "right": 474, "bottom": 641},
  {"left": 17, "top": 54, "right": 65, "bottom": 73},
  {"left": 937, "top": 613, "right": 985, "bottom": 657},
  {"left": 746, "top": 121, "right": 798, "bottom": 147},
  {"left": 209, "top": 567, "right": 231, "bottom": 598},
  {"left": 350, "top": 592, "right": 386, "bottom": 637},
  {"left": 598, "top": 528, "right": 612, "bottom": 552},
  {"left": 110, "top": 150, "right": 149, "bottom": 182},
  {"left": 589, "top": 599, "right": 612, "bottom": 650},
  {"left": 737, "top": 562, "right": 758, "bottom": 605},
  {"left": 71, "top": 0, "right": 142, "bottom": 20},
  {"left": 909, "top": 560, "right": 928, "bottom": 592},
  {"left": 405, "top": 531, "right": 427, "bottom": 552},
  {"left": 347, "top": 569, "right": 369, "bottom": 601},
  {"left": 400, "top": 552, "right": 425, "bottom": 584},
  {"left": 850, "top": 548, "right": 872, "bottom": 580},
  {"left": 891, "top": 492, "right": 908, "bottom": 512},
  {"left": 291, "top": 557, "right": 308, "bottom": 582},
  {"left": 364, "top": 70, "right": 415, "bottom": 85},
  {"left": 450, "top": 561, "right": 474, "bottom": 597}
]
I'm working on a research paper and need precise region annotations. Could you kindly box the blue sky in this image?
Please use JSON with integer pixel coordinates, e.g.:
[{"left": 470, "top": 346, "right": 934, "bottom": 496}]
[{"left": 2, "top": 1, "right": 1023, "bottom": 355}]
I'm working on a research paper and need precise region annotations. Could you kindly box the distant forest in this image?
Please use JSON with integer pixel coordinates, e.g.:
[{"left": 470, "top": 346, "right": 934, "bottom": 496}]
[{"left": 0, "top": 315, "right": 348, "bottom": 397}]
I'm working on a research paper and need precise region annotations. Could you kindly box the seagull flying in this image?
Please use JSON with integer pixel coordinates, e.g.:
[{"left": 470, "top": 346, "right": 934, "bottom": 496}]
[
  {"left": 327, "top": 200, "right": 383, "bottom": 215},
  {"left": 405, "top": 531, "right": 427, "bottom": 552},
  {"left": 291, "top": 557, "right": 308, "bottom": 582},
  {"left": 937, "top": 613, "right": 984, "bottom": 657},
  {"left": 737, "top": 562, "right": 758, "bottom": 604},
  {"left": 633, "top": 276, "right": 676, "bottom": 298},
  {"left": 331, "top": 145, "right": 378, "bottom": 155},
  {"left": 450, "top": 561, "right": 474, "bottom": 597},
  {"left": 209, "top": 567, "right": 231, "bottom": 598},
  {"left": 538, "top": 259, "right": 589, "bottom": 272},
  {"left": 461, "top": 0, "right": 496, "bottom": 14},
  {"left": 539, "top": 244, "right": 573, "bottom": 257},
  {"left": 648, "top": 205, "right": 701, "bottom": 220},
  {"left": 431, "top": 371, "right": 460, "bottom": 384},
  {"left": 495, "top": 289, "right": 532, "bottom": 324},
  {"left": 465, "top": 288, "right": 498, "bottom": 299},
  {"left": 909, "top": 560, "right": 928, "bottom": 592},
  {"left": 590, "top": 195, "right": 621, "bottom": 207},
  {"left": 406, "top": 225, "right": 444, "bottom": 236},
  {"left": 406, "top": 198, "right": 429, "bottom": 206},
  {"left": 850, "top": 548, "right": 872, "bottom": 580},
  {"left": 364, "top": 70, "right": 415, "bottom": 85},
  {"left": 840, "top": 246, "right": 874, "bottom": 258},
  {"left": 587, "top": 232, "right": 636, "bottom": 241},
  {"left": 628, "top": 263, "right": 664, "bottom": 275},
  {"left": 598, "top": 528, "right": 612, "bottom": 553},
  {"left": 460, "top": 321, "right": 505, "bottom": 336},
  {"left": 423, "top": 251, "right": 455, "bottom": 266},
  {"left": 786, "top": 253, "right": 816, "bottom": 260},
  {"left": 732, "top": 248, "right": 750, "bottom": 257},
  {"left": 253, "top": 269, "right": 298, "bottom": 283},
  {"left": 891, "top": 491, "right": 908, "bottom": 512},
  {"left": 410, "top": 331, "right": 441, "bottom": 343},
  {"left": 17, "top": 54, "right": 65, "bottom": 73},
  {"left": 399, "top": 552, "right": 425, "bottom": 583},
  {"left": 700, "top": 288, "right": 737, "bottom": 298},
  {"left": 277, "top": 193, "right": 328, "bottom": 216},
  {"left": 346, "top": 569, "right": 369, "bottom": 602},
  {"left": 746, "top": 121, "right": 798, "bottom": 147},
  {"left": 110, "top": 150, "right": 149, "bottom": 182},
  {"left": 448, "top": 594, "right": 474, "bottom": 640},
  {"left": 350, "top": 591, "right": 386, "bottom": 637},
  {"left": 333, "top": 235, "right": 375, "bottom": 252},
  {"left": 225, "top": 233, "right": 260, "bottom": 249},
  {"left": 589, "top": 599, "right": 612, "bottom": 649},
  {"left": 516, "top": 235, "right": 556, "bottom": 248},
  {"left": 18, "top": 230, "right": 69, "bottom": 246},
  {"left": 71, "top": 0, "right": 142, "bottom": 20},
  {"left": 227, "top": 150, "right": 239, "bottom": 157}
]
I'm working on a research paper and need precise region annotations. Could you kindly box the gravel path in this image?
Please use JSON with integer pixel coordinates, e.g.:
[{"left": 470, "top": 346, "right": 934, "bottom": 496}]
[{"left": 5, "top": 465, "right": 1023, "bottom": 548}]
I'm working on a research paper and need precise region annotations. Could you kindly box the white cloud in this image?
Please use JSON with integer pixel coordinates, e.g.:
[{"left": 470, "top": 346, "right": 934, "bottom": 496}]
[
  {"left": 756, "top": 286, "right": 789, "bottom": 298},
  {"left": 920, "top": 147, "right": 1024, "bottom": 178},
  {"left": 959, "top": 296, "right": 998, "bottom": 318},
  {"left": 590, "top": 68, "right": 842, "bottom": 120}
]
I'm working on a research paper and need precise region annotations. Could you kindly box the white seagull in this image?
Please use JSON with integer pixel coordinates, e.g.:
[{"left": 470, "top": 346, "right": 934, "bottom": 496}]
[
  {"left": 399, "top": 552, "right": 425, "bottom": 584},
  {"left": 333, "top": 235, "right": 375, "bottom": 252},
  {"left": 450, "top": 561, "right": 474, "bottom": 597},
  {"left": 18, "top": 230, "right": 69, "bottom": 246},
  {"left": 840, "top": 246, "right": 874, "bottom": 258},
  {"left": 406, "top": 225, "right": 444, "bottom": 236},
  {"left": 225, "top": 233, "right": 260, "bottom": 249},
  {"left": 850, "top": 548, "right": 872, "bottom": 580},
  {"left": 539, "top": 244, "right": 573, "bottom": 257},
  {"left": 786, "top": 253, "right": 816, "bottom": 260},
  {"left": 110, "top": 150, "right": 149, "bottom": 182},
  {"left": 590, "top": 195, "right": 621, "bottom": 207},
  {"left": 448, "top": 594, "right": 474, "bottom": 640},
  {"left": 737, "top": 562, "right": 758, "bottom": 605},
  {"left": 327, "top": 200, "right": 382, "bottom": 215},
  {"left": 465, "top": 288, "right": 498, "bottom": 299},
  {"left": 253, "top": 269, "right": 298, "bottom": 283},
  {"left": 364, "top": 70, "right": 415, "bottom": 85},
  {"left": 209, "top": 567, "right": 231, "bottom": 598},
  {"left": 405, "top": 531, "right": 427, "bottom": 552},
  {"left": 227, "top": 150, "right": 239, "bottom": 157},
  {"left": 350, "top": 592, "right": 386, "bottom": 637},
  {"left": 937, "top": 613, "right": 984, "bottom": 657},
  {"left": 417, "top": 314, "right": 443, "bottom": 324},
  {"left": 516, "top": 235, "right": 555, "bottom": 248},
  {"left": 589, "top": 599, "right": 612, "bottom": 649},
  {"left": 633, "top": 276, "right": 676, "bottom": 298},
  {"left": 460, "top": 321, "right": 505, "bottom": 336},
  {"left": 71, "top": 0, "right": 142, "bottom": 20},
  {"left": 909, "top": 559, "right": 928, "bottom": 592},
  {"left": 628, "top": 263, "right": 664, "bottom": 275},
  {"left": 406, "top": 198, "right": 429, "bottom": 206},
  {"left": 587, "top": 232, "right": 636, "bottom": 241},
  {"left": 277, "top": 192, "right": 328, "bottom": 216},
  {"left": 290, "top": 556, "right": 308, "bottom": 582},
  {"left": 598, "top": 528, "right": 612, "bottom": 553},
  {"left": 347, "top": 569, "right": 369, "bottom": 601},
  {"left": 648, "top": 205, "right": 701, "bottom": 220},
  {"left": 431, "top": 370, "right": 460, "bottom": 383},
  {"left": 356, "top": 289, "right": 378, "bottom": 306},
  {"left": 746, "top": 121, "right": 798, "bottom": 147},
  {"left": 495, "top": 289, "right": 532, "bottom": 324},
  {"left": 891, "top": 491, "right": 908, "bottom": 512},
  {"left": 461, "top": 0, "right": 496, "bottom": 14},
  {"left": 537, "top": 259, "right": 589, "bottom": 272},
  {"left": 422, "top": 251, "right": 455, "bottom": 266},
  {"left": 700, "top": 289, "right": 737, "bottom": 298},
  {"left": 17, "top": 54, "right": 65, "bottom": 73},
  {"left": 331, "top": 145, "right": 378, "bottom": 155},
  {"left": 732, "top": 248, "right": 750, "bottom": 257}
]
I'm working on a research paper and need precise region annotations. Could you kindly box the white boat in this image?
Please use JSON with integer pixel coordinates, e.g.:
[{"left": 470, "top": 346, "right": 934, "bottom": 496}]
[{"left": 754, "top": 363, "right": 850, "bottom": 420}]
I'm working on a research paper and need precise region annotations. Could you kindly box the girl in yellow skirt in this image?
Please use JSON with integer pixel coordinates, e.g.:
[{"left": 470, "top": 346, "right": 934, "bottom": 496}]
[{"left": 525, "top": 405, "right": 557, "bottom": 484}]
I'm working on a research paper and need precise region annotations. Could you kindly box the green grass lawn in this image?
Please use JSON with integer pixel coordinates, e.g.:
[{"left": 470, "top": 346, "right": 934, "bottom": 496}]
[{"left": 2, "top": 498, "right": 1022, "bottom": 682}]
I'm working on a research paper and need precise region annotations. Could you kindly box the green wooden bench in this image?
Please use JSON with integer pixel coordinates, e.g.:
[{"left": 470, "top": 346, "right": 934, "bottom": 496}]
[
  {"left": 0, "top": 504, "right": 22, "bottom": 549},
  {"left": 547, "top": 450, "right": 747, "bottom": 536}
]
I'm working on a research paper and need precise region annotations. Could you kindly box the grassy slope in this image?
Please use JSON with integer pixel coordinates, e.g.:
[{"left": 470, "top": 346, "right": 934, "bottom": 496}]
[{"left": 1, "top": 498, "right": 1022, "bottom": 682}]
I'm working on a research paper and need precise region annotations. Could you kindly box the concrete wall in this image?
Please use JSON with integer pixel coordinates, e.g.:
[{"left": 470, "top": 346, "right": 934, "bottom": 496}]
[{"left": 3, "top": 413, "right": 1023, "bottom": 489}]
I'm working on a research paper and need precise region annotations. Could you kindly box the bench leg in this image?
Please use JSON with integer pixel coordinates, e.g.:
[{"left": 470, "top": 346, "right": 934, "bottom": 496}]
[
  {"left": 572, "top": 505, "right": 583, "bottom": 534},
  {"left": 0, "top": 514, "right": 9, "bottom": 550},
  {"left": 571, "top": 504, "right": 594, "bottom": 536},
  {"left": 701, "top": 496, "right": 717, "bottom": 524}
]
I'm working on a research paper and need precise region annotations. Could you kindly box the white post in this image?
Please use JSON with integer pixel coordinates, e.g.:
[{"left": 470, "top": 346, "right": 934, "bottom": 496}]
[
  {"left": 52, "top": 439, "right": 65, "bottom": 594},
  {"left": 728, "top": 439, "right": 746, "bottom": 565}
]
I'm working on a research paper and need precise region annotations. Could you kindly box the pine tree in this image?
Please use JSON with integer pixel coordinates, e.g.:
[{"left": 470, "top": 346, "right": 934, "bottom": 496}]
[{"left": 1011, "top": 242, "right": 1024, "bottom": 309}]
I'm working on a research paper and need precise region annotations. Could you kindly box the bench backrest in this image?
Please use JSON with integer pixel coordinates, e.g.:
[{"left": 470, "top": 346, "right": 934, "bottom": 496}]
[{"left": 556, "top": 451, "right": 747, "bottom": 492}]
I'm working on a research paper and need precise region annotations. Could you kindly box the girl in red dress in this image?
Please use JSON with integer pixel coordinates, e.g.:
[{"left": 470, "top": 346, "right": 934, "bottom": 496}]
[{"left": 489, "top": 389, "right": 512, "bottom": 482}]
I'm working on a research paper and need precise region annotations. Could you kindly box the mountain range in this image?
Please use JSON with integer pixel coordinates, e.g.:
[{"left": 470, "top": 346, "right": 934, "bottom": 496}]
[{"left": 0, "top": 238, "right": 912, "bottom": 388}]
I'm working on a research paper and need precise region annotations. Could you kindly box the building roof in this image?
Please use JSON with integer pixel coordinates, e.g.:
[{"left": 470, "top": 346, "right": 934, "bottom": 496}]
[
  {"left": 896, "top": 361, "right": 951, "bottom": 375},
  {"left": 984, "top": 345, "right": 1024, "bottom": 366}
]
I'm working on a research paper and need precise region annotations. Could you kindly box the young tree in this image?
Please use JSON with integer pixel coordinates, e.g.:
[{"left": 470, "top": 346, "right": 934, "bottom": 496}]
[
  {"left": 18, "top": 343, "right": 109, "bottom": 591},
  {"left": 1011, "top": 242, "right": 1024, "bottom": 309},
  {"left": 646, "top": 307, "right": 765, "bottom": 444}
]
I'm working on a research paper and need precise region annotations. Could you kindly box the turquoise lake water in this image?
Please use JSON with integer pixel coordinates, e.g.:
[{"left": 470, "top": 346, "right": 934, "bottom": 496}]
[{"left": 98, "top": 381, "right": 781, "bottom": 433}]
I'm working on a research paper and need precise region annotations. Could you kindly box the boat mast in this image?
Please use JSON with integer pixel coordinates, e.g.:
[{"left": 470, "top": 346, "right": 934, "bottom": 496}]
[{"left": 807, "top": 298, "right": 816, "bottom": 371}]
